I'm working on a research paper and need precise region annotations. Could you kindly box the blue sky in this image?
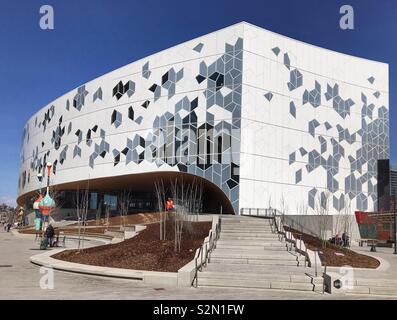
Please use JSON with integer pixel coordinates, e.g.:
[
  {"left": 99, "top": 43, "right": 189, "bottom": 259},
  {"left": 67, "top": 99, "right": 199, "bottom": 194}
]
[{"left": 0, "top": 0, "right": 395, "bottom": 207}]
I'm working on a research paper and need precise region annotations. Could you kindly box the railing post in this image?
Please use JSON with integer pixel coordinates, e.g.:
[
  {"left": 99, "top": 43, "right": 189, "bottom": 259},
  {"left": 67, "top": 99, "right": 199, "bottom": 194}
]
[
  {"left": 299, "top": 234, "right": 302, "bottom": 256},
  {"left": 195, "top": 256, "right": 198, "bottom": 287},
  {"left": 314, "top": 250, "right": 318, "bottom": 277},
  {"left": 200, "top": 246, "right": 203, "bottom": 271},
  {"left": 304, "top": 247, "right": 307, "bottom": 267},
  {"left": 204, "top": 243, "right": 208, "bottom": 267}
]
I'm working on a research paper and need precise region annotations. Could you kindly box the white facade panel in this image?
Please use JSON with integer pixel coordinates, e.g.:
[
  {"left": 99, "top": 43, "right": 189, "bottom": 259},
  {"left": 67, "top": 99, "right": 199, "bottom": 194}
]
[{"left": 240, "top": 23, "right": 389, "bottom": 215}]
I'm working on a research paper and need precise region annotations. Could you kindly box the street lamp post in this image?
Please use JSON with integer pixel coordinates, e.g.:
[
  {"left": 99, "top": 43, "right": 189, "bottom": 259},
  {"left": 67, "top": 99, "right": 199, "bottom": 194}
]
[
  {"left": 37, "top": 172, "right": 43, "bottom": 194},
  {"left": 33, "top": 173, "right": 44, "bottom": 237}
]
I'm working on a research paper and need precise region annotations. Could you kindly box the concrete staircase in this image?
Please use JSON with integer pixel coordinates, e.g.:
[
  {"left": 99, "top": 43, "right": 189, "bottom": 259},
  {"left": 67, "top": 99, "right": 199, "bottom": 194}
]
[
  {"left": 197, "top": 215, "right": 323, "bottom": 292},
  {"left": 341, "top": 278, "right": 397, "bottom": 297}
]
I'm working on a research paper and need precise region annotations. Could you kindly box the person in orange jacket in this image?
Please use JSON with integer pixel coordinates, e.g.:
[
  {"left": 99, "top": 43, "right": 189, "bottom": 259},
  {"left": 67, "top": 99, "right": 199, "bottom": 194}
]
[{"left": 166, "top": 198, "right": 174, "bottom": 211}]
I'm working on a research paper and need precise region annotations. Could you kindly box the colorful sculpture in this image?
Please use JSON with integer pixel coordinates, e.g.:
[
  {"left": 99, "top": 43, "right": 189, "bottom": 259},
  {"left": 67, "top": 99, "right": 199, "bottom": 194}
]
[
  {"left": 38, "top": 162, "right": 55, "bottom": 231},
  {"left": 39, "top": 193, "right": 55, "bottom": 217},
  {"left": 33, "top": 193, "right": 43, "bottom": 234},
  {"left": 33, "top": 194, "right": 43, "bottom": 218}
]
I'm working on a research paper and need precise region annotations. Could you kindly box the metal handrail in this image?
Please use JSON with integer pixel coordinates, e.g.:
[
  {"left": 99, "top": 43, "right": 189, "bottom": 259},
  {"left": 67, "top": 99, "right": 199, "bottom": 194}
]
[
  {"left": 194, "top": 246, "right": 202, "bottom": 288},
  {"left": 314, "top": 250, "right": 318, "bottom": 277},
  {"left": 192, "top": 218, "right": 222, "bottom": 287},
  {"left": 298, "top": 234, "right": 302, "bottom": 256},
  {"left": 240, "top": 207, "right": 277, "bottom": 218},
  {"left": 304, "top": 247, "right": 307, "bottom": 267}
]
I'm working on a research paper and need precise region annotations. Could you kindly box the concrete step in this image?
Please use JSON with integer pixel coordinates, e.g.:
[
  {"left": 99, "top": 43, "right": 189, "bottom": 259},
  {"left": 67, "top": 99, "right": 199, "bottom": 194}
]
[
  {"left": 221, "top": 228, "right": 277, "bottom": 235},
  {"left": 368, "top": 286, "right": 397, "bottom": 296},
  {"left": 221, "top": 227, "right": 274, "bottom": 231},
  {"left": 220, "top": 233, "right": 278, "bottom": 238},
  {"left": 205, "top": 262, "right": 309, "bottom": 274},
  {"left": 354, "top": 278, "right": 397, "bottom": 287},
  {"left": 210, "top": 257, "right": 298, "bottom": 266},
  {"left": 221, "top": 220, "right": 271, "bottom": 225},
  {"left": 197, "top": 277, "right": 314, "bottom": 292},
  {"left": 344, "top": 286, "right": 397, "bottom": 296},
  {"left": 270, "top": 281, "right": 314, "bottom": 292},
  {"left": 210, "top": 254, "right": 298, "bottom": 262},
  {"left": 216, "top": 239, "right": 284, "bottom": 246},
  {"left": 198, "top": 271, "right": 314, "bottom": 283},
  {"left": 221, "top": 219, "right": 272, "bottom": 224},
  {"left": 222, "top": 220, "right": 271, "bottom": 224},
  {"left": 212, "top": 249, "right": 294, "bottom": 258},
  {"left": 221, "top": 231, "right": 275, "bottom": 235},
  {"left": 221, "top": 225, "right": 272, "bottom": 229},
  {"left": 215, "top": 244, "right": 286, "bottom": 251},
  {"left": 311, "top": 277, "right": 325, "bottom": 286},
  {"left": 219, "top": 236, "right": 280, "bottom": 241},
  {"left": 221, "top": 219, "right": 271, "bottom": 223},
  {"left": 221, "top": 228, "right": 274, "bottom": 233}
]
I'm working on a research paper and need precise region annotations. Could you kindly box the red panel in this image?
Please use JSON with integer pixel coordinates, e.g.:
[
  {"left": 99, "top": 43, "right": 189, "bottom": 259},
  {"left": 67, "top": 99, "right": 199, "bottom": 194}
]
[{"left": 355, "top": 211, "right": 366, "bottom": 224}]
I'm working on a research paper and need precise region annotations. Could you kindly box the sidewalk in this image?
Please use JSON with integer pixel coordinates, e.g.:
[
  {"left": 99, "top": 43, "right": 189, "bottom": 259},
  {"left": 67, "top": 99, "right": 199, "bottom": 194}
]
[{"left": 349, "top": 245, "right": 397, "bottom": 279}]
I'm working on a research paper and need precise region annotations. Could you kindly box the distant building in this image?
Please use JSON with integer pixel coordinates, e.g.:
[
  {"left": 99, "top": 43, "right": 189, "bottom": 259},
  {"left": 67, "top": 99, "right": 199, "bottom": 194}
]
[
  {"left": 0, "top": 204, "right": 16, "bottom": 224},
  {"left": 391, "top": 166, "right": 397, "bottom": 198}
]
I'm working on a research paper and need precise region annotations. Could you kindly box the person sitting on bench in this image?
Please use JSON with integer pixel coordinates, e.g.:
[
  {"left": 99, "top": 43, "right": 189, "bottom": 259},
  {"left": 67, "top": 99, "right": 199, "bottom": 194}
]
[{"left": 44, "top": 224, "right": 55, "bottom": 247}]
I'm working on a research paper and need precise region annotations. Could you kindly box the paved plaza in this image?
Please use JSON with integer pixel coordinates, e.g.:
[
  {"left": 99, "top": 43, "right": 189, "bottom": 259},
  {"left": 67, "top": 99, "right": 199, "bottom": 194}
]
[{"left": 0, "top": 229, "right": 395, "bottom": 300}]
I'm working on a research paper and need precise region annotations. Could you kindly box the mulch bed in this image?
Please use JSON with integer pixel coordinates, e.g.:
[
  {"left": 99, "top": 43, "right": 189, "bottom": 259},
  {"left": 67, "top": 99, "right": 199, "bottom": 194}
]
[
  {"left": 284, "top": 226, "right": 380, "bottom": 269},
  {"left": 53, "top": 220, "right": 211, "bottom": 272},
  {"left": 81, "top": 212, "right": 160, "bottom": 227},
  {"left": 18, "top": 212, "right": 161, "bottom": 235}
]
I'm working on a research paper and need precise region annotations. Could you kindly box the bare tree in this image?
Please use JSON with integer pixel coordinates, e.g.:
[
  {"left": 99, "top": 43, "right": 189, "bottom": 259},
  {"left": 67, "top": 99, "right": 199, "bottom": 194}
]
[
  {"left": 105, "top": 204, "right": 111, "bottom": 229},
  {"left": 295, "top": 202, "right": 301, "bottom": 231},
  {"left": 295, "top": 201, "right": 308, "bottom": 234},
  {"left": 341, "top": 197, "right": 353, "bottom": 246},
  {"left": 333, "top": 200, "right": 344, "bottom": 244},
  {"left": 95, "top": 205, "right": 101, "bottom": 226},
  {"left": 74, "top": 182, "right": 89, "bottom": 251},
  {"left": 268, "top": 194, "right": 272, "bottom": 210},
  {"left": 118, "top": 189, "right": 132, "bottom": 238},
  {"left": 315, "top": 189, "right": 331, "bottom": 248},
  {"left": 170, "top": 177, "right": 186, "bottom": 253},
  {"left": 184, "top": 177, "right": 203, "bottom": 222},
  {"left": 279, "top": 193, "right": 288, "bottom": 226},
  {"left": 154, "top": 179, "right": 167, "bottom": 240},
  {"left": 154, "top": 177, "right": 204, "bottom": 252}
]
